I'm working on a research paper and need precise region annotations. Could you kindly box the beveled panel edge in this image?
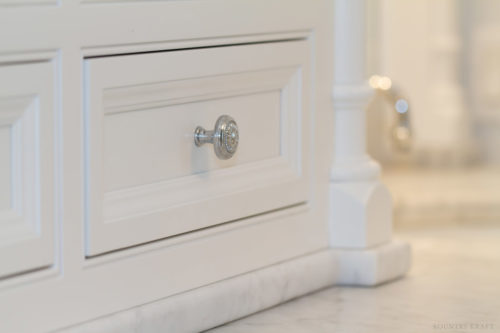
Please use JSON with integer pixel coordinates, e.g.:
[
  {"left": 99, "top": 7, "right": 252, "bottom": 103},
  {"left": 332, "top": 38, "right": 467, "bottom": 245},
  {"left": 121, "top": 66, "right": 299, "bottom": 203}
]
[
  {"left": 81, "top": 31, "right": 310, "bottom": 58},
  {"left": 0, "top": 0, "right": 58, "bottom": 8},
  {"left": 101, "top": 67, "right": 297, "bottom": 115},
  {"left": 0, "top": 55, "right": 61, "bottom": 286}
]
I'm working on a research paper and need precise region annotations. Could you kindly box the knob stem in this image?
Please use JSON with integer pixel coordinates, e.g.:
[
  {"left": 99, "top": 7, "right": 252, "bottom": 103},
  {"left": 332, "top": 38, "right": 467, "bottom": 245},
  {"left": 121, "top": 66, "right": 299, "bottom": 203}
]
[{"left": 194, "top": 127, "right": 214, "bottom": 146}]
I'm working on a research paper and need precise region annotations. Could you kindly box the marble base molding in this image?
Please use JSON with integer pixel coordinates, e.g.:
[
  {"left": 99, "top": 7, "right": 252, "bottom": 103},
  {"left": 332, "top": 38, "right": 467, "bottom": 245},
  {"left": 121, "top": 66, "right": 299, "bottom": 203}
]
[
  {"left": 335, "top": 240, "right": 411, "bottom": 286},
  {"left": 54, "top": 242, "right": 410, "bottom": 333}
]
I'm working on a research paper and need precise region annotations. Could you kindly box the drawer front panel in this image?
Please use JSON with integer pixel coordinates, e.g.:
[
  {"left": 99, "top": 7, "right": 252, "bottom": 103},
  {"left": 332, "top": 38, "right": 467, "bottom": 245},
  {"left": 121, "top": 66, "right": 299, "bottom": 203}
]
[
  {"left": 84, "top": 40, "right": 311, "bottom": 256},
  {"left": 103, "top": 84, "right": 281, "bottom": 192},
  {"left": 0, "top": 60, "right": 55, "bottom": 278}
]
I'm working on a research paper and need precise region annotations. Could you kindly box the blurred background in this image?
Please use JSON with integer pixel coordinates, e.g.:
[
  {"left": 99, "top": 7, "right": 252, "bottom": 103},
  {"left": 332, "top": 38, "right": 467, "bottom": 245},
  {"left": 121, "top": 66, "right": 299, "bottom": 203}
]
[{"left": 364, "top": 0, "right": 500, "bottom": 228}]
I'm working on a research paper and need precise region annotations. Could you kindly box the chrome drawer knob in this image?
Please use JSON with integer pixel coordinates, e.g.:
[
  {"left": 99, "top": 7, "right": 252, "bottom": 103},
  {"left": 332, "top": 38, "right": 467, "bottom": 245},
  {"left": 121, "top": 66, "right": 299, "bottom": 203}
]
[{"left": 194, "top": 115, "right": 239, "bottom": 160}]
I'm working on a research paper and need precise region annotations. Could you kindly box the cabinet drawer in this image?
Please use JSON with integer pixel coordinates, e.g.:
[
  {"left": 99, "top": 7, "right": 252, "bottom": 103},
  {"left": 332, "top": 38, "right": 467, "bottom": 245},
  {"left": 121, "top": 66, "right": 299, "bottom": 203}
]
[{"left": 84, "top": 40, "right": 311, "bottom": 256}]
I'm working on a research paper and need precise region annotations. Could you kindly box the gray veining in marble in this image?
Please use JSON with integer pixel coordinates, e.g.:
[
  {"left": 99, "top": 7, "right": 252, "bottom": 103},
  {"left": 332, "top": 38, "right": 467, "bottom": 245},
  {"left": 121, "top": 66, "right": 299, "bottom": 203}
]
[
  {"left": 208, "top": 224, "right": 500, "bottom": 333},
  {"left": 54, "top": 250, "right": 338, "bottom": 333}
]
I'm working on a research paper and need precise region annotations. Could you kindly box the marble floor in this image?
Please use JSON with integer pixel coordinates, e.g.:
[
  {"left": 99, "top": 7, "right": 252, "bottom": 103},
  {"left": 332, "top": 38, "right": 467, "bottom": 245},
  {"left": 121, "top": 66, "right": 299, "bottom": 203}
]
[
  {"left": 383, "top": 166, "right": 500, "bottom": 226},
  {"left": 207, "top": 223, "right": 500, "bottom": 333}
]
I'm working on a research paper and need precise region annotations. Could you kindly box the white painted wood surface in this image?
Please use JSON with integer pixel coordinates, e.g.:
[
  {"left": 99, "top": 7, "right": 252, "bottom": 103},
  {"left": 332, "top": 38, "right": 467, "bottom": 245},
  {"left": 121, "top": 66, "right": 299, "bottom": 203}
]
[
  {"left": 0, "top": 60, "right": 56, "bottom": 279},
  {"left": 84, "top": 41, "right": 310, "bottom": 255},
  {"left": 0, "top": 0, "right": 411, "bottom": 331},
  {"left": 329, "top": 0, "right": 393, "bottom": 248},
  {"left": 0, "top": 1, "right": 334, "bottom": 332}
]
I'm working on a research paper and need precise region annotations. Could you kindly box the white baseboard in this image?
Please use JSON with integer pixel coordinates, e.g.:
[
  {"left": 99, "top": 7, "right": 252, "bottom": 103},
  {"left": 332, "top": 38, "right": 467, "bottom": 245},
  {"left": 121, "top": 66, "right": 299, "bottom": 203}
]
[{"left": 55, "top": 241, "right": 410, "bottom": 333}]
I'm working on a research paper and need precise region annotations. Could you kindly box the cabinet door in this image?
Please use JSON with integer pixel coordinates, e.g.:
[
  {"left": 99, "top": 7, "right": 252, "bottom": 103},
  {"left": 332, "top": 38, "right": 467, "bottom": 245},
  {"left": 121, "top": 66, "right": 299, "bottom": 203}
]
[
  {"left": 84, "top": 40, "right": 312, "bottom": 256},
  {"left": 0, "top": 61, "right": 55, "bottom": 278}
]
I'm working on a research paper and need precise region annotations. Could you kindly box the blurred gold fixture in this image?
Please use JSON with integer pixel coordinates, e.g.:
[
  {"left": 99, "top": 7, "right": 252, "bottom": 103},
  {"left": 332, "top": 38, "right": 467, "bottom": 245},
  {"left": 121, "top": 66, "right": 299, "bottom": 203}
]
[{"left": 369, "top": 75, "right": 412, "bottom": 152}]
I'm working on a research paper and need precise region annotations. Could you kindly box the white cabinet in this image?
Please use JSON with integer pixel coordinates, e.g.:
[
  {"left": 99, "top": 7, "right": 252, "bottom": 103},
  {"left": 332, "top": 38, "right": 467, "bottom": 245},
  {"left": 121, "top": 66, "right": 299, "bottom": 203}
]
[
  {"left": 0, "top": 2, "right": 333, "bottom": 332},
  {"left": 0, "top": 2, "right": 411, "bottom": 332},
  {"left": 0, "top": 61, "right": 55, "bottom": 278},
  {"left": 84, "top": 40, "right": 311, "bottom": 256}
]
